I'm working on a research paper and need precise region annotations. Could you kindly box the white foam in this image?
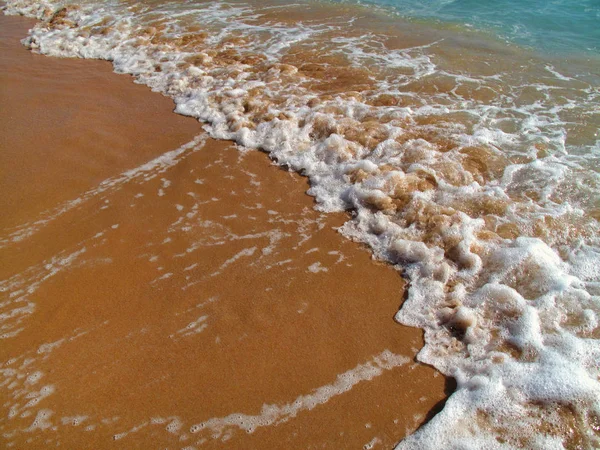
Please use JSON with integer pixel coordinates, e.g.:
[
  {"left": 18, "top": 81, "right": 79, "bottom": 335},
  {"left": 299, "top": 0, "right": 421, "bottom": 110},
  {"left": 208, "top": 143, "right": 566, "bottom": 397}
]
[
  {"left": 189, "top": 350, "right": 408, "bottom": 439},
  {"left": 307, "top": 262, "right": 328, "bottom": 273},
  {"left": 2, "top": 0, "right": 599, "bottom": 446},
  {"left": 173, "top": 315, "right": 209, "bottom": 339},
  {"left": 166, "top": 417, "right": 183, "bottom": 434},
  {"left": 210, "top": 247, "right": 257, "bottom": 277},
  {"left": 27, "top": 409, "right": 53, "bottom": 431},
  {"left": 1, "top": 248, "right": 86, "bottom": 340},
  {"left": 60, "top": 415, "right": 87, "bottom": 426},
  {"left": 0, "top": 135, "right": 207, "bottom": 248},
  {"left": 364, "top": 436, "right": 381, "bottom": 449}
]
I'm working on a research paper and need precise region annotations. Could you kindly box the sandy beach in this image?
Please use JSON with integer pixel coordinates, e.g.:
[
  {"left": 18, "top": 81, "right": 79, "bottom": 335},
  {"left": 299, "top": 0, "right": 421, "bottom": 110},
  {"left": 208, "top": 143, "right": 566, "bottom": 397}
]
[{"left": 0, "top": 13, "right": 448, "bottom": 449}]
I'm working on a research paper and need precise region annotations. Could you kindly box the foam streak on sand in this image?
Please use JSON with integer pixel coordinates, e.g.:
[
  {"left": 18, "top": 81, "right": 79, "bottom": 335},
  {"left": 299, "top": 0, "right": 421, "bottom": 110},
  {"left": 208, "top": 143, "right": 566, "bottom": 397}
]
[
  {"left": 110, "top": 351, "right": 410, "bottom": 442},
  {"left": 0, "top": 248, "right": 87, "bottom": 339},
  {"left": 2, "top": 0, "right": 600, "bottom": 447},
  {"left": 0, "top": 134, "right": 207, "bottom": 248},
  {"left": 188, "top": 350, "right": 409, "bottom": 439}
]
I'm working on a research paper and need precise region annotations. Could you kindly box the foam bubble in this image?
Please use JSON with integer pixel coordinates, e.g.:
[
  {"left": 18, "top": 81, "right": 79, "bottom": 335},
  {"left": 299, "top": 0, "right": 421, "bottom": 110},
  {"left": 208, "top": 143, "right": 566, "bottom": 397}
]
[
  {"left": 166, "top": 417, "right": 183, "bottom": 434},
  {"left": 25, "top": 371, "right": 43, "bottom": 385},
  {"left": 307, "top": 262, "right": 328, "bottom": 273},
  {"left": 61, "top": 415, "right": 87, "bottom": 426},
  {"left": 28, "top": 409, "right": 53, "bottom": 431}
]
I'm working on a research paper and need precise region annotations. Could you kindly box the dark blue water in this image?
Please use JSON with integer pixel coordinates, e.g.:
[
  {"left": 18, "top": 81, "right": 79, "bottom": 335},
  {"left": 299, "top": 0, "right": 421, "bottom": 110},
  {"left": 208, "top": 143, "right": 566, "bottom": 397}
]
[{"left": 354, "top": 0, "right": 600, "bottom": 55}]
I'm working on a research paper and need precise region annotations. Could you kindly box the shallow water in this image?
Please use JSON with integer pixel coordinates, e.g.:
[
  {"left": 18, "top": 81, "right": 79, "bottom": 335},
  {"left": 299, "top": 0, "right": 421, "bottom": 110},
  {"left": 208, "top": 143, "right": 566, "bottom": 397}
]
[
  {"left": 341, "top": 0, "right": 600, "bottom": 54},
  {"left": 2, "top": 0, "right": 600, "bottom": 447}
]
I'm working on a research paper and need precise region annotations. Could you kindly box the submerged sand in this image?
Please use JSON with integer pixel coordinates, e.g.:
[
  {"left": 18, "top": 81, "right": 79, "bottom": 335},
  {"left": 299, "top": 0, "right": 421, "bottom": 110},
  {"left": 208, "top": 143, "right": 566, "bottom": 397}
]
[{"left": 0, "top": 14, "right": 448, "bottom": 449}]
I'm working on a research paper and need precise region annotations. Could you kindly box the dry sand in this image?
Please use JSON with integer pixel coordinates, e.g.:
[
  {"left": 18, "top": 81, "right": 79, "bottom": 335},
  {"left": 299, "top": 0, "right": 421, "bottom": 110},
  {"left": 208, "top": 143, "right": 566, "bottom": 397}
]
[{"left": 0, "top": 13, "right": 449, "bottom": 449}]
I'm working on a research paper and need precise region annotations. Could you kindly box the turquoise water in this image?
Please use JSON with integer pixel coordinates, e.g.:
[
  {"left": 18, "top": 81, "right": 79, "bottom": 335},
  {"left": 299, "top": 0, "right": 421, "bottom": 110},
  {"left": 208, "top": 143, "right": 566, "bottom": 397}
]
[{"left": 346, "top": 0, "right": 600, "bottom": 54}]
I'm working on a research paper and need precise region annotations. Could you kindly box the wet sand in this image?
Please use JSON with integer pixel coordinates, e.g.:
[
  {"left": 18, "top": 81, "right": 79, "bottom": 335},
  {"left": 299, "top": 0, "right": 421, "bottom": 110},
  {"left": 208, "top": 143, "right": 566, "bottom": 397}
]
[{"left": 0, "top": 13, "right": 448, "bottom": 449}]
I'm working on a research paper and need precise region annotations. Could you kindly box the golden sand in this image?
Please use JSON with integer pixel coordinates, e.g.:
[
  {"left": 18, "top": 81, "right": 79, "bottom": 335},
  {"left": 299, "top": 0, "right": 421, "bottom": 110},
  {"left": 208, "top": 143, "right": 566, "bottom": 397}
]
[{"left": 0, "top": 14, "right": 448, "bottom": 449}]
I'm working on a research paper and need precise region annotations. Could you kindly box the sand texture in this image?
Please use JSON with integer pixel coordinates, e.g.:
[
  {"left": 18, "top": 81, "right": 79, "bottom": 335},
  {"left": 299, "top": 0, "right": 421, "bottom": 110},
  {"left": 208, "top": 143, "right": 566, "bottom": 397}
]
[{"left": 0, "top": 14, "right": 448, "bottom": 449}]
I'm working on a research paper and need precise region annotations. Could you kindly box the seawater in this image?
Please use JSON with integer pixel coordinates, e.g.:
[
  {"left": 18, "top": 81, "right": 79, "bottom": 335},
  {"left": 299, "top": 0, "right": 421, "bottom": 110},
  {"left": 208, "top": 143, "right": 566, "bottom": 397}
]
[
  {"left": 2, "top": 0, "right": 599, "bottom": 447},
  {"left": 343, "top": 0, "right": 600, "bottom": 55}
]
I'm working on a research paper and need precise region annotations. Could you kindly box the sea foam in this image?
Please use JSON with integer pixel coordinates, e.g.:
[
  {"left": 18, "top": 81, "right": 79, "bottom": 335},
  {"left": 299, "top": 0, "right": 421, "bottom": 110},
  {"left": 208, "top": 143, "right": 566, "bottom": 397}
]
[{"left": 2, "top": 0, "right": 600, "bottom": 446}]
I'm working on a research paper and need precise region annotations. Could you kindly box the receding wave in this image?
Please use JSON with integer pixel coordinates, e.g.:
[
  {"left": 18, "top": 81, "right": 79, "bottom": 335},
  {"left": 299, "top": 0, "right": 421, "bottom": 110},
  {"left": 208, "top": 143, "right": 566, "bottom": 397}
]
[{"left": 3, "top": 0, "right": 600, "bottom": 447}]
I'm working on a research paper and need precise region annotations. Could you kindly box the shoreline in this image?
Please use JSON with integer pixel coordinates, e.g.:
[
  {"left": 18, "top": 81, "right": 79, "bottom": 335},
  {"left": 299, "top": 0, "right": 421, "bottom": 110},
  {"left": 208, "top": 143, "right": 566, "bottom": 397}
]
[
  {"left": 0, "top": 12, "right": 449, "bottom": 449},
  {"left": 3, "top": 0, "right": 599, "bottom": 446}
]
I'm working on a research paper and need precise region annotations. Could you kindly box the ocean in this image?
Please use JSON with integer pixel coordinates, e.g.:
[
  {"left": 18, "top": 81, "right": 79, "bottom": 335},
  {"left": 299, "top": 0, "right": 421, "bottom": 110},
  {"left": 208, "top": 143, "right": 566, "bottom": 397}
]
[
  {"left": 348, "top": 0, "right": 600, "bottom": 55},
  {"left": 2, "top": 0, "right": 599, "bottom": 447}
]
